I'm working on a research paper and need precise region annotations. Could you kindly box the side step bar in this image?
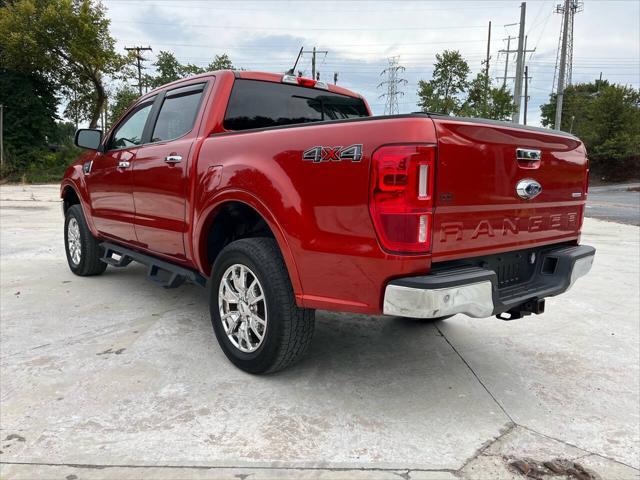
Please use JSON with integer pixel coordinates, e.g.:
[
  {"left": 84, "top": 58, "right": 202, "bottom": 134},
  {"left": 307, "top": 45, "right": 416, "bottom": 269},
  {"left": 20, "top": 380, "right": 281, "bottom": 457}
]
[{"left": 100, "top": 242, "right": 207, "bottom": 289}]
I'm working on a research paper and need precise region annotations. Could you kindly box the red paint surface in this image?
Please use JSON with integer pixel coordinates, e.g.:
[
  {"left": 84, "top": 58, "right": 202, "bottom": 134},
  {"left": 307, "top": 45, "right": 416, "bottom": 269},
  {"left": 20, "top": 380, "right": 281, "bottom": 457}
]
[{"left": 62, "top": 70, "right": 588, "bottom": 314}]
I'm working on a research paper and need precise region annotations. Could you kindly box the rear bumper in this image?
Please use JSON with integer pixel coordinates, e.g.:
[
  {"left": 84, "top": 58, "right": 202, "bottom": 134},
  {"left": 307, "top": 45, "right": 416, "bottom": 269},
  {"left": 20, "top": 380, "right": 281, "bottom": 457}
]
[{"left": 383, "top": 244, "right": 595, "bottom": 319}]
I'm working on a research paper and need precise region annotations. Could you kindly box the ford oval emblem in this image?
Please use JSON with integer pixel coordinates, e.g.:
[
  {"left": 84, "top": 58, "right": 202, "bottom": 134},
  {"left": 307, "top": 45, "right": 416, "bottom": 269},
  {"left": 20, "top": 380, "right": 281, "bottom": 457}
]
[{"left": 516, "top": 179, "right": 542, "bottom": 200}]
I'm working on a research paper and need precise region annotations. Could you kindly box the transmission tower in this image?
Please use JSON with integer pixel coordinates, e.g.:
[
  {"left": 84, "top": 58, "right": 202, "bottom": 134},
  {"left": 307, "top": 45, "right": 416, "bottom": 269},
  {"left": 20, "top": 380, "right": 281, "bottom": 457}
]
[
  {"left": 378, "top": 56, "right": 407, "bottom": 115},
  {"left": 552, "top": 0, "right": 584, "bottom": 93}
]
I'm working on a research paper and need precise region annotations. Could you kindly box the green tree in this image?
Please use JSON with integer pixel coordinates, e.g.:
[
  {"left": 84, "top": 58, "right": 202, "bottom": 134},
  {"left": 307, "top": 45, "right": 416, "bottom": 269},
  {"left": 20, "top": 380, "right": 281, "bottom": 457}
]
[
  {"left": 540, "top": 80, "right": 640, "bottom": 175},
  {"left": 417, "top": 50, "right": 470, "bottom": 115},
  {"left": 461, "top": 71, "right": 515, "bottom": 120},
  {"left": 109, "top": 85, "right": 139, "bottom": 125},
  {"left": 488, "top": 84, "right": 515, "bottom": 121},
  {"left": 0, "top": 69, "right": 58, "bottom": 172},
  {"left": 145, "top": 51, "right": 236, "bottom": 89},
  {"left": 207, "top": 53, "right": 234, "bottom": 71},
  {"left": 0, "top": 0, "right": 127, "bottom": 128},
  {"left": 146, "top": 51, "right": 190, "bottom": 88}
]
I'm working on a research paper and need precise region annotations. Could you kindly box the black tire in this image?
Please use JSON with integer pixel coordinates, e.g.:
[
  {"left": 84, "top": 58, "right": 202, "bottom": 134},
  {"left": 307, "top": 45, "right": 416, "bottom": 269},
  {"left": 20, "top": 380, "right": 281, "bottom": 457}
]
[
  {"left": 64, "top": 204, "right": 107, "bottom": 276},
  {"left": 209, "top": 237, "right": 315, "bottom": 374}
]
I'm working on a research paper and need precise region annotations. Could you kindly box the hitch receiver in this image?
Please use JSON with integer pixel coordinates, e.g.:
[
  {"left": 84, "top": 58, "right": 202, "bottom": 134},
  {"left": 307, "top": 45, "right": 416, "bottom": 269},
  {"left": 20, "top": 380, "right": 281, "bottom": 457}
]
[{"left": 496, "top": 299, "right": 545, "bottom": 321}]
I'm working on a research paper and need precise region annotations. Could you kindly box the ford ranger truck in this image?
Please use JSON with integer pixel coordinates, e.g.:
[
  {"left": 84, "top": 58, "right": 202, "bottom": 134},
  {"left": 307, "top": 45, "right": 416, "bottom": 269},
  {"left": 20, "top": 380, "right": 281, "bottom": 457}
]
[{"left": 62, "top": 70, "right": 595, "bottom": 374}]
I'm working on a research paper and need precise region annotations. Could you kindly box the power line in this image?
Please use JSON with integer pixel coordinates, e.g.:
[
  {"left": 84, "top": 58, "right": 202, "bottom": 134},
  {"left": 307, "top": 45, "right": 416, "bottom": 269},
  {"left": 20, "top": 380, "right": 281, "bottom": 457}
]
[
  {"left": 378, "top": 56, "right": 407, "bottom": 115},
  {"left": 115, "top": 20, "right": 489, "bottom": 31}
]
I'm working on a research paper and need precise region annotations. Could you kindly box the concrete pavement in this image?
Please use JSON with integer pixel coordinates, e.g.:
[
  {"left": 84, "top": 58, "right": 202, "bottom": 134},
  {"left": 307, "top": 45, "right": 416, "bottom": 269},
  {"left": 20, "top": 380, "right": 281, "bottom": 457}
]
[{"left": 0, "top": 184, "right": 638, "bottom": 480}]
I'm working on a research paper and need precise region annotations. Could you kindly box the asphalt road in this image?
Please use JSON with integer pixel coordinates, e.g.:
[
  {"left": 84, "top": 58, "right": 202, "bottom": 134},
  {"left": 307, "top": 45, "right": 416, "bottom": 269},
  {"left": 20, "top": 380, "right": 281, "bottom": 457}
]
[
  {"left": 586, "top": 183, "right": 640, "bottom": 226},
  {"left": 1, "top": 185, "right": 639, "bottom": 480}
]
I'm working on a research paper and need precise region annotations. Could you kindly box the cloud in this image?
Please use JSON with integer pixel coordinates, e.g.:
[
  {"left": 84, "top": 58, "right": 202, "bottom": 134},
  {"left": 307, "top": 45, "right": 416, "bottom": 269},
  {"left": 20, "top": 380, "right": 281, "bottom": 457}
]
[{"left": 103, "top": 0, "right": 639, "bottom": 125}]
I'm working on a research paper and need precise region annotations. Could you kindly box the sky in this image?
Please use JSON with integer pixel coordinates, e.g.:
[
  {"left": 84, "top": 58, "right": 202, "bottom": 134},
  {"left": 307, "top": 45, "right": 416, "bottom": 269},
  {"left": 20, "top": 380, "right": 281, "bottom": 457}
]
[{"left": 101, "top": 0, "right": 640, "bottom": 127}]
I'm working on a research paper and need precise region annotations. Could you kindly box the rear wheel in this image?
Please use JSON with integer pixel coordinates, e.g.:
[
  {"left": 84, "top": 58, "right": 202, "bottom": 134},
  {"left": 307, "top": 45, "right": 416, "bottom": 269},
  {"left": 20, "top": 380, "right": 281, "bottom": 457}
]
[
  {"left": 209, "top": 238, "right": 315, "bottom": 374},
  {"left": 64, "top": 204, "right": 107, "bottom": 276}
]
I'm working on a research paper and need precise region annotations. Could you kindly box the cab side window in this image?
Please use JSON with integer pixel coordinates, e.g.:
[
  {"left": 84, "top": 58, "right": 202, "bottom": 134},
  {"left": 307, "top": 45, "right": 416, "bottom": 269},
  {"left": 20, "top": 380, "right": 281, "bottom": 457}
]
[
  {"left": 151, "top": 84, "right": 205, "bottom": 143},
  {"left": 108, "top": 101, "right": 154, "bottom": 150}
]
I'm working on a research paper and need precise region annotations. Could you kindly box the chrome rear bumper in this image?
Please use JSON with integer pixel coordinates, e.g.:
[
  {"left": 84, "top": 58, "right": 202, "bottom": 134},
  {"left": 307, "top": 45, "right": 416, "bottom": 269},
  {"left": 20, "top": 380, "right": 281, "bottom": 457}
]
[{"left": 383, "top": 244, "right": 595, "bottom": 319}]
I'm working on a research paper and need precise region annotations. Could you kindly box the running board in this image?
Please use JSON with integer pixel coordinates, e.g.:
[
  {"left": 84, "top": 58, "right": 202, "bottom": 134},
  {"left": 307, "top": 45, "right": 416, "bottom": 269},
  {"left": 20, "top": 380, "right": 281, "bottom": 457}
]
[{"left": 100, "top": 242, "right": 207, "bottom": 289}]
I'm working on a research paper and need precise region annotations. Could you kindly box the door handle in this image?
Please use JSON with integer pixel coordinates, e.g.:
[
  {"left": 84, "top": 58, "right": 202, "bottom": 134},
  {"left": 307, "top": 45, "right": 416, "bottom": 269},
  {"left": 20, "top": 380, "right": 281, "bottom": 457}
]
[
  {"left": 516, "top": 148, "right": 541, "bottom": 161},
  {"left": 117, "top": 160, "right": 130, "bottom": 169},
  {"left": 165, "top": 155, "right": 182, "bottom": 164},
  {"left": 516, "top": 148, "right": 541, "bottom": 169}
]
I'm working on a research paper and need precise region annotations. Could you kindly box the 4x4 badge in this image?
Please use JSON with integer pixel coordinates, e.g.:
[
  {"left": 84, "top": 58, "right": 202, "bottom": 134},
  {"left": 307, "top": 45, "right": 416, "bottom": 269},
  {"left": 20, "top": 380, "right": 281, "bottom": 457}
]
[{"left": 303, "top": 144, "right": 363, "bottom": 163}]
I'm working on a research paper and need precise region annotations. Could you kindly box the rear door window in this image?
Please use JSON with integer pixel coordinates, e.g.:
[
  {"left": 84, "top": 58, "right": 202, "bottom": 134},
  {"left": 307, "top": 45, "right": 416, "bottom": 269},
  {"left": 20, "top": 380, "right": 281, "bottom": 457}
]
[
  {"left": 223, "top": 79, "right": 369, "bottom": 131},
  {"left": 151, "top": 83, "right": 205, "bottom": 142}
]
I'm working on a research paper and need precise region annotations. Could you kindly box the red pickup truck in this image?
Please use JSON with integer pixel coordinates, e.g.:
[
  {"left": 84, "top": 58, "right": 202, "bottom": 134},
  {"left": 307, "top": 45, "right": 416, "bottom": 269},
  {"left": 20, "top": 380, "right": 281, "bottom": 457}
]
[{"left": 62, "top": 70, "right": 595, "bottom": 373}]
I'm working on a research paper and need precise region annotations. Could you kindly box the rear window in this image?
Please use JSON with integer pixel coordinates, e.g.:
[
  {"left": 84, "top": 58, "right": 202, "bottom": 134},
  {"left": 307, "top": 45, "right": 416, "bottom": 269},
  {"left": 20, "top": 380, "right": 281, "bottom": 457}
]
[{"left": 223, "top": 79, "right": 369, "bottom": 131}]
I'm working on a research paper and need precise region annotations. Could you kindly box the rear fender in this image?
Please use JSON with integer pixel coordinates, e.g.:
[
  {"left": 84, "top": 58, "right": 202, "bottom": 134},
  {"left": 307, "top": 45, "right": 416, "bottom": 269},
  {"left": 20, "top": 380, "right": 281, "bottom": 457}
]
[{"left": 193, "top": 189, "right": 303, "bottom": 301}]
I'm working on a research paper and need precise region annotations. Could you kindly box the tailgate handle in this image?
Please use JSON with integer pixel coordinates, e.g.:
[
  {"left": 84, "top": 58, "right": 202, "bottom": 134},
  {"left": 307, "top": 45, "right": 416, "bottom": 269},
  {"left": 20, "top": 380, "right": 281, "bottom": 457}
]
[{"left": 516, "top": 148, "right": 541, "bottom": 169}]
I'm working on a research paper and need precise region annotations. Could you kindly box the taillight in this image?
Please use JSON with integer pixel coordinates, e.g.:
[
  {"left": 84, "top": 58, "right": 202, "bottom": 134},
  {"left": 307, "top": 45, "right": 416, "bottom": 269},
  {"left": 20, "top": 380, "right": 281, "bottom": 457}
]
[{"left": 369, "top": 144, "right": 436, "bottom": 253}]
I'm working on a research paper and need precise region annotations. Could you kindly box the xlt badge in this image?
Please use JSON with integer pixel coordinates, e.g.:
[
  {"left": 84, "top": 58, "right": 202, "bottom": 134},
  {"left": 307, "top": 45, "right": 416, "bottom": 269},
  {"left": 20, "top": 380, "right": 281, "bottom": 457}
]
[{"left": 303, "top": 144, "right": 363, "bottom": 163}]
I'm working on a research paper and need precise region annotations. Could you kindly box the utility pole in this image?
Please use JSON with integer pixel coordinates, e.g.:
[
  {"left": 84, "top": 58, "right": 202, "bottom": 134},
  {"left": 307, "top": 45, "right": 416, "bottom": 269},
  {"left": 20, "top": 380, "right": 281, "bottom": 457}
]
[
  {"left": 523, "top": 65, "right": 529, "bottom": 125},
  {"left": 554, "top": 0, "right": 583, "bottom": 130},
  {"left": 125, "top": 45, "right": 152, "bottom": 96},
  {"left": 0, "top": 104, "right": 4, "bottom": 170},
  {"left": 103, "top": 97, "right": 109, "bottom": 131},
  {"left": 292, "top": 47, "right": 328, "bottom": 79},
  {"left": 555, "top": 0, "right": 570, "bottom": 130},
  {"left": 499, "top": 35, "right": 518, "bottom": 88},
  {"left": 553, "top": 0, "right": 583, "bottom": 93},
  {"left": 312, "top": 47, "right": 316, "bottom": 79},
  {"left": 512, "top": 2, "right": 527, "bottom": 123},
  {"left": 309, "top": 46, "right": 328, "bottom": 79},
  {"left": 334, "top": 72, "right": 338, "bottom": 85},
  {"left": 378, "top": 56, "right": 407, "bottom": 115},
  {"left": 484, "top": 21, "right": 492, "bottom": 116}
]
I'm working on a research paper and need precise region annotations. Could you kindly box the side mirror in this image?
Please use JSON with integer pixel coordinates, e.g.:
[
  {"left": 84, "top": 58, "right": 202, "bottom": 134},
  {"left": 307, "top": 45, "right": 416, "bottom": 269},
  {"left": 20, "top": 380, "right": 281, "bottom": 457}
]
[{"left": 74, "top": 129, "right": 103, "bottom": 150}]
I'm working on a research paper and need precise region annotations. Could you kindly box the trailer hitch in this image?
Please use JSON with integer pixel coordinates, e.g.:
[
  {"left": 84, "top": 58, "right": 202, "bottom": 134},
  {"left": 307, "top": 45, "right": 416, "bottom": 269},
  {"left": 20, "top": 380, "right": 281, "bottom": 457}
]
[{"left": 496, "top": 299, "right": 545, "bottom": 321}]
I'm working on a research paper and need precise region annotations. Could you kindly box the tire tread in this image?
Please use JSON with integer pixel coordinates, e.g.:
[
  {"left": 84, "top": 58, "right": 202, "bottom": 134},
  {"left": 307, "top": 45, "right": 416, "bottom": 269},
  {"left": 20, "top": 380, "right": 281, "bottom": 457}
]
[{"left": 211, "top": 237, "right": 314, "bottom": 373}]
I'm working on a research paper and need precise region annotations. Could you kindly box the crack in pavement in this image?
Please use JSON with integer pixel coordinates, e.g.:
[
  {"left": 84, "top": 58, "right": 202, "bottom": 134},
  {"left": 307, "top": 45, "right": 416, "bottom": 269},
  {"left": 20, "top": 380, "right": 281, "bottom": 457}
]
[
  {"left": 435, "top": 324, "right": 515, "bottom": 425},
  {"left": 518, "top": 425, "right": 640, "bottom": 472},
  {"left": 0, "top": 461, "right": 455, "bottom": 476},
  {"left": 434, "top": 325, "right": 640, "bottom": 477}
]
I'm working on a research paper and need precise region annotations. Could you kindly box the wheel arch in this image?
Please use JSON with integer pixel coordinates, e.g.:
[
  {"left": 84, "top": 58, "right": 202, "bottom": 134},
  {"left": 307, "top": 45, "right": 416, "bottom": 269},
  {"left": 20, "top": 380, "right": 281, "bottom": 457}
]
[
  {"left": 61, "top": 183, "right": 81, "bottom": 214},
  {"left": 60, "top": 180, "right": 99, "bottom": 237},
  {"left": 194, "top": 191, "right": 303, "bottom": 299}
]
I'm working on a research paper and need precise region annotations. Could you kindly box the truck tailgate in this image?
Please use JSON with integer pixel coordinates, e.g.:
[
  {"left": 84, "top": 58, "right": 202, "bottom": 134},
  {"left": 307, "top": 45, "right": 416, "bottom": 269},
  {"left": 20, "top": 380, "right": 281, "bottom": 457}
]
[{"left": 431, "top": 117, "right": 588, "bottom": 261}]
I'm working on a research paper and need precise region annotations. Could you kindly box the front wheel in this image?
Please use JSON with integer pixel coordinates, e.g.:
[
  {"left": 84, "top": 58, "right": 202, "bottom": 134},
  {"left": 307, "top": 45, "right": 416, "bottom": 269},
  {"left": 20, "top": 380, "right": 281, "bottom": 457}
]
[
  {"left": 64, "top": 204, "right": 107, "bottom": 276},
  {"left": 209, "top": 238, "right": 315, "bottom": 374}
]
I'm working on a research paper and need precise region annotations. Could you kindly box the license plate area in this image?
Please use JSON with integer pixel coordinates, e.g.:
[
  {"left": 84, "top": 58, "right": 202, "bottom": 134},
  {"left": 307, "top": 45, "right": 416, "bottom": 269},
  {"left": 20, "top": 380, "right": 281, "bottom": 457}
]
[
  {"left": 484, "top": 251, "right": 536, "bottom": 289},
  {"left": 430, "top": 244, "right": 575, "bottom": 291}
]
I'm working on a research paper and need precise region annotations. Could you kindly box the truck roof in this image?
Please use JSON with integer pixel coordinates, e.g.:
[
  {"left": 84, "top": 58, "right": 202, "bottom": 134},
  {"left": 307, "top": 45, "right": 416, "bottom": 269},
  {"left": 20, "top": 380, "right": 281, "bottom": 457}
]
[{"left": 143, "top": 70, "right": 363, "bottom": 100}]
